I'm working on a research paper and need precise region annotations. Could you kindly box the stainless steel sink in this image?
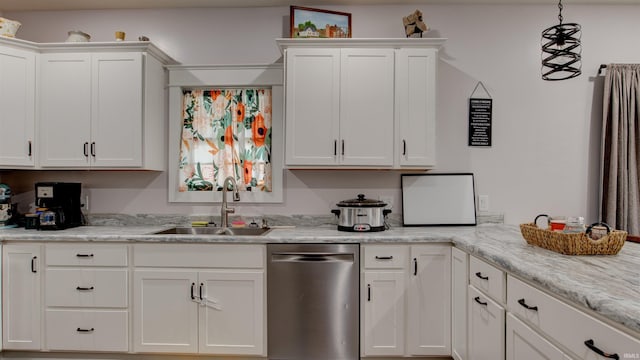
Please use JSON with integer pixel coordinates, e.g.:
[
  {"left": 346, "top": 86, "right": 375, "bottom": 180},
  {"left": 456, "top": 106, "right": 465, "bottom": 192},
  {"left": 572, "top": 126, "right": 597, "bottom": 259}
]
[{"left": 153, "top": 226, "right": 272, "bottom": 236}]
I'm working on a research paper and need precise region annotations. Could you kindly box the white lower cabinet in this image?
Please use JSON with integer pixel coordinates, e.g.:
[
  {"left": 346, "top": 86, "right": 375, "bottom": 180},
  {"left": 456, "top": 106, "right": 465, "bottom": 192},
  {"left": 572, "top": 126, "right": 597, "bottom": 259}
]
[
  {"left": 2, "top": 244, "right": 42, "bottom": 350},
  {"left": 468, "top": 285, "right": 505, "bottom": 360},
  {"left": 451, "top": 247, "right": 469, "bottom": 360},
  {"left": 467, "top": 254, "right": 506, "bottom": 360},
  {"left": 132, "top": 244, "right": 266, "bottom": 356},
  {"left": 508, "top": 274, "right": 640, "bottom": 360},
  {"left": 361, "top": 244, "right": 451, "bottom": 357},
  {"left": 43, "top": 243, "right": 129, "bottom": 352},
  {"left": 506, "top": 313, "right": 570, "bottom": 360}
]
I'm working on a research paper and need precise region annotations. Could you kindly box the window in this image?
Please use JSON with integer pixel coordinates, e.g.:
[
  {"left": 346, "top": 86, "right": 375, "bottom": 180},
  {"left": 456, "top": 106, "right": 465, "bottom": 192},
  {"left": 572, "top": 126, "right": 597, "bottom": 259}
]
[{"left": 168, "top": 65, "right": 283, "bottom": 203}]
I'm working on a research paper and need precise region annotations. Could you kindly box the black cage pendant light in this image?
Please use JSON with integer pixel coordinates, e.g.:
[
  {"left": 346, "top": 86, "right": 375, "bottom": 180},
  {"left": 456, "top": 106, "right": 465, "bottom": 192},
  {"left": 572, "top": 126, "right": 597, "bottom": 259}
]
[{"left": 541, "top": 0, "right": 582, "bottom": 81}]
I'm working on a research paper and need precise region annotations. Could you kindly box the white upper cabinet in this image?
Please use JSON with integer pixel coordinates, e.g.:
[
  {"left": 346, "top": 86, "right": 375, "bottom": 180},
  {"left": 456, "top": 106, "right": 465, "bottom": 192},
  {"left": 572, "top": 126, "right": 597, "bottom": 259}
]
[
  {"left": 278, "top": 38, "right": 445, "bottom": 169},
  {"left": 396, "top": 48, "right": 437, "bottom": 168},
  {"left": 0, "top": 40, "right": 36, "bottom": 167},
  {"left": 37, "top": 42, "right": 173, "bottom": 170}
]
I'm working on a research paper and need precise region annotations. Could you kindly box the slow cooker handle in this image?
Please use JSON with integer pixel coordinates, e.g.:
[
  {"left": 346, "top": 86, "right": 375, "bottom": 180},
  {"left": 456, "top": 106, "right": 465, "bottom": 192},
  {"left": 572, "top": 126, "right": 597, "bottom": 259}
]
[
  {"left": 383, "top": 209, "right": 392, "bottom": 216},
  {"left": 331, "top": 209, "right": 341, "bottom": 217}
]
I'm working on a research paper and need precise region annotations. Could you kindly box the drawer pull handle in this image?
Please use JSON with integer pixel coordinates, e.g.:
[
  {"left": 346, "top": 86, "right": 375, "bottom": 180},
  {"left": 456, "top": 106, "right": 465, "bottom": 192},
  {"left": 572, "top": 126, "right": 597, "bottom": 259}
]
[
  {"left": 584, "top": 339, "right": 619, "bottom": 359},
  {"left": 375, "top": 256, "right": 393, "bottom": 260},
  {"left": 413, "top": 257, "right": 418, "bottom": 276},
  {"left": 190, "top": 282, "right": 196, "bottom": 300},
  {"left": 31, "top": 256, "right": 38, "bottom": 273},
  {"left": 367, "top": 284, "right": 371, "bottom": 302},
  {"left": 76, "top": 253, "right": 94, "bottom": 257},
  {"left": 474, "top": 296, "right": 488, "bottom": 306},
  {"left": 199, "top": 282, "right": 204, "bottom": 300},
  {"left": 475, "top": 272, "right": 489, "bottom": 280},
  {"left": 517, "top": 298, "right": 538, "bottom": 311},
  {"left": 76, "top": 327, "right": 95, "bottom": 333},
  {"left": 76, "top": 286, "right": 94, "bottom": 291}
]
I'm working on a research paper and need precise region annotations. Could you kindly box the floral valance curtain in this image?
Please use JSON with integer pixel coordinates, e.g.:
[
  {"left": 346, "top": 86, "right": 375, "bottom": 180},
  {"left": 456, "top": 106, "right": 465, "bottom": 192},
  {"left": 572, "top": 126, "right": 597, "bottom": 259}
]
[{"left": 179, "top": 88, "right": 272, "bottom": 192}]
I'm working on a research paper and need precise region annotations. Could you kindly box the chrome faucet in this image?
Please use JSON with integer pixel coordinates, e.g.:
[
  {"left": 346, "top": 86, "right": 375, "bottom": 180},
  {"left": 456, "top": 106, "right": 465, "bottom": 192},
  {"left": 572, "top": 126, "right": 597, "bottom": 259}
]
[{"left": 221, "top": 176, "right": 240, "bottom": 228}]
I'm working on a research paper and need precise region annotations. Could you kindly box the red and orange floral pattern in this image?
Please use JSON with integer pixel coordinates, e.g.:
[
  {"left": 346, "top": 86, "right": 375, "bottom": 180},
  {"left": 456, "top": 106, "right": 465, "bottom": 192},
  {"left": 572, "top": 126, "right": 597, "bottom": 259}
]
[{"left": 179, "top": 88, "right": 272, "bottom": 192}]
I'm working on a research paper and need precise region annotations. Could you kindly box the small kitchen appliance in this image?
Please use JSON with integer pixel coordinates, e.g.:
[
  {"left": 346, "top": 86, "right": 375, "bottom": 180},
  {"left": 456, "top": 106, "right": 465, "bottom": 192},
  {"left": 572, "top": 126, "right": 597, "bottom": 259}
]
[
  {"left": 331, "top": 194, "right": 391, "bottom": 232},
  {"left": 35, "top": 182, "right": 83, "bottom": 230}
]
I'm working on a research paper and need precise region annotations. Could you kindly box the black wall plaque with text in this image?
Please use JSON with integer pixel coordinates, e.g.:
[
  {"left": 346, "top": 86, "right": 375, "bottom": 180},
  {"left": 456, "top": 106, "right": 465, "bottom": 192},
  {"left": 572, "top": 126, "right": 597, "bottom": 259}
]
[{"left": 468, "top": 98, "right": 492, "bottom": 147}]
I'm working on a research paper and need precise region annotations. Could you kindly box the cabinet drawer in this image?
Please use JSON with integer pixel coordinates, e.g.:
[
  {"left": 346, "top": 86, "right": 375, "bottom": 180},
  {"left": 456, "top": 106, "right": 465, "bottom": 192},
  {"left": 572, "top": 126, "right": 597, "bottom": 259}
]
[
  {"left": 46, "top": 268, "right": 128, "bottom": 307},
  {"left": 46, "top": 243, "right": 128, "bottom": 266},
  {"left": 469, "top": 255, "right": 505, "bottom": 304},
  {"left": 363, "top": 245, "right": 407, "bottom": 269},
  {"left": 45, "top": 309, "right": 128, "bottom": 352},
  {"left": 134, "top": 244, "right": 265, "bottom": 268},
  {"left": 507, "top": 275, "right": 640, "bottom": 359}
]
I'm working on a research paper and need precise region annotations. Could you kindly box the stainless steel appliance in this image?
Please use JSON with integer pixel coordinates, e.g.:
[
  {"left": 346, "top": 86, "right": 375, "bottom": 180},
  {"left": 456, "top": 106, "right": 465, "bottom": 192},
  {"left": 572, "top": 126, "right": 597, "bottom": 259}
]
[
  {"left": 35, "top": 182, "right": 83, "bottom": 230},
  {"left": 331, "top": 194, "right": 391, "bottom": 232},
  {"left": 267, "top": 243, "right": 359, "bottom": 360}
]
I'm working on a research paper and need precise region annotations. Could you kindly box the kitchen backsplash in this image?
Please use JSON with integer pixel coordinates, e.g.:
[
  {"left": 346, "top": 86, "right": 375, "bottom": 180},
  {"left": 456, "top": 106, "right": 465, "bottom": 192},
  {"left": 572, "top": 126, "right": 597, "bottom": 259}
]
[{"left": 86, "top": 213, "right": 504, "bottom": 227}]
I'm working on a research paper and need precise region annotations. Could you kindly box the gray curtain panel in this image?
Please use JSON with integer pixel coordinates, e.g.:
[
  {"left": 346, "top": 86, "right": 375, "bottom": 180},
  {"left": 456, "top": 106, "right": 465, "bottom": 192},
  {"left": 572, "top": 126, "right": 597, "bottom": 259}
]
[{"left": 601, "top": 64, "right": 640, "bottom": 234}]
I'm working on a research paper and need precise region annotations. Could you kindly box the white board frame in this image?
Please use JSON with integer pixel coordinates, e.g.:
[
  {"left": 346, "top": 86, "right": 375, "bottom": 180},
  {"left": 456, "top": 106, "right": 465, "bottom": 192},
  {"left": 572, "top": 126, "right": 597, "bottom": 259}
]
[{"left": 401, "top": 173, "right": 477, "bottom": 226}]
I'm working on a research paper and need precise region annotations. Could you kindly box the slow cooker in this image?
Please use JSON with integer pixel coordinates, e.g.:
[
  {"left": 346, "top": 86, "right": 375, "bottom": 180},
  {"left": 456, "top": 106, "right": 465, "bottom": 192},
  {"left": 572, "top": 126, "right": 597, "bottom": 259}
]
[{"left": 331, "top": 194, "right": 391, "bottom": 232}]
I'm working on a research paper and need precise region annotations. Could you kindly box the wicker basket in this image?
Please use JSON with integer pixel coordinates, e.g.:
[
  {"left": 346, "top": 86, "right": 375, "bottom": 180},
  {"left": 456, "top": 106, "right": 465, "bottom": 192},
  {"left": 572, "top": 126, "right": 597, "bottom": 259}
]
[{"left": 520, "top": 222, "right": 627, "bottom": 255}]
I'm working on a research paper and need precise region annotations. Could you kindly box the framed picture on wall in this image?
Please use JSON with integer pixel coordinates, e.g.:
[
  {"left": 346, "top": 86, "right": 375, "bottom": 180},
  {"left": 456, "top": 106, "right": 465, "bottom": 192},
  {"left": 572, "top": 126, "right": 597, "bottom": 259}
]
[{"left": 290, "top": 6, "right": 351, "bottom": 38}]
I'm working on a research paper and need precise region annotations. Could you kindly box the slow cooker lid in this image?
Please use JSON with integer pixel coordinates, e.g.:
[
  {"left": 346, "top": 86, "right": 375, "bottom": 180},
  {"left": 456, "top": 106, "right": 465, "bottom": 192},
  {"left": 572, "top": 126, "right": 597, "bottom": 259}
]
[{"left": 337, "top": 194, "right": 386, "bottom": 207}]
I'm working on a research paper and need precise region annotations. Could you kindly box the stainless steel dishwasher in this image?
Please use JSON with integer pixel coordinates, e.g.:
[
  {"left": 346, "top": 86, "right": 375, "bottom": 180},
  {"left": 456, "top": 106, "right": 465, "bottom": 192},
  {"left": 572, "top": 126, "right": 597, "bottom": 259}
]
[{"left": 267, "top": 243, "right": 359, "bottom": 360}]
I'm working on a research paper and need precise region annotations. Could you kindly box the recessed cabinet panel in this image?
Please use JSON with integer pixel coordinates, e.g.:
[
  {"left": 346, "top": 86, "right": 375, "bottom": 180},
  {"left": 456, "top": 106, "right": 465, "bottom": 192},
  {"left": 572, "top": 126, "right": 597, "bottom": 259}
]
[
  {"left": 133, "top": 270, "right": 199, "bottom": 353},
  {"left": 407, "top": 245, "right": 451, "bottom": 356},
  {"left": 0, "top": 46, "right": 36, "bottom": 167},
  {"left": 2, "top": 244, "right": 42, "bottom": 350},
  {"left": 199, "top": 271, "right": 265, "bottom": 355},
  {"left": 285, "top": 48, "right": 340, "bottom": 166},
  {"left": 468, "top": 285, "right": 505, "bottom": 360},
  {"left": 396, "top": 48, "right": 437, "bottom": 167},
  {"left": 45, "top": 309, "right": 128, "bottom": 352},
  {"left": 46, "top": 269, "right": 128, "bottom": 308},
  {"left": 39, "top": 53, "right": 92, "bottom": 167},
  {"left": 91, "top": 53, "right": 143, "bottom": 167},
  {"left": 362, "top": 270, "right": 405, "bottom": 356},
  {"left": 339, "top": 49, "right": 394, "bottom": 166}
]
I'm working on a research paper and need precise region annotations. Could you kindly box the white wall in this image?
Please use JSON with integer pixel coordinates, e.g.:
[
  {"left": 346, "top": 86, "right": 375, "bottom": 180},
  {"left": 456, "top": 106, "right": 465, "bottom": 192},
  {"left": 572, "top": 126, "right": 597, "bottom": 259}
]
[{"left": 5, "top": 4, "right": 640, "bottom": 224}]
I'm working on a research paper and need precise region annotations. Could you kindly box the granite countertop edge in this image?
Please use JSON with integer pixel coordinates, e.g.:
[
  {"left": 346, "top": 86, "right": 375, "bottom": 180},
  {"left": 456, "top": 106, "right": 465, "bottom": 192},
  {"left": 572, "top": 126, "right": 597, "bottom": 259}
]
[{"left": 1, "top": 223, "right": 639, "bottom": 337}]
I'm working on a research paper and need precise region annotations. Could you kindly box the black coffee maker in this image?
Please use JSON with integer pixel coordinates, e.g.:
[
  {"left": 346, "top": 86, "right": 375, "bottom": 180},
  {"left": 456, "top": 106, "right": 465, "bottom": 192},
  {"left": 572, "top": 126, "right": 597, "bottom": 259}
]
[{"left": 35, "top": 182, "right": 83, "bottom": 230}]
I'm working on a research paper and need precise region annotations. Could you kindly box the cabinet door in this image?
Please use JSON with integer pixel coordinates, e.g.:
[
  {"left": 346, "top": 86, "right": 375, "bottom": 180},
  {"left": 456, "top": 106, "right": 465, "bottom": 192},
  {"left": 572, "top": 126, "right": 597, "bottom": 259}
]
[
  {"left": 340, "top": 49, "right": 394, "bottom": 166},
  {"left": 285, "top": 48, "right": 340, "bottom": 166},
  {"left": 451, "top": 247, "right": 469, "bottom": 360},
  {"left": 396, "top": 48, "right": 437, "bottom": 167},
  {"left": 91, "top": 52, "right": 143, "bottom": 167},
  {"left": 362, "top": 270, "right": 405, "bottom": 356},
  {"left": 198, "top": 270, "right": 265, "bottom": 356},
  {"left": 0, "top": 46, "right": 35, "bottom": 167},
  {"left": 506, "top": 313, "right": 570, "bottom": 360},
  {"left": 133, "top": 270, "right": 198, "bottom": 353},
  {"left": 39, "top": 53, "right": 91, "bottom": 167},
  {"left": 2, "top": 244, "right": 42, "bottom": 350},
  {"left": 468, "top": 285, "right": 505, "bottom": 360},
  {"left": 407, "top": 245, "right": 451, "bottom": 356}
]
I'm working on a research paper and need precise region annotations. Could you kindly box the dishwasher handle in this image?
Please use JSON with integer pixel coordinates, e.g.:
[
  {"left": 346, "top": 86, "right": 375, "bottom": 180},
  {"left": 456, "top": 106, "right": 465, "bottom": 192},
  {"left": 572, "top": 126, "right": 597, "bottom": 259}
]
[{"left": 271, "top": 252, "right": 354, "bottom": 263}]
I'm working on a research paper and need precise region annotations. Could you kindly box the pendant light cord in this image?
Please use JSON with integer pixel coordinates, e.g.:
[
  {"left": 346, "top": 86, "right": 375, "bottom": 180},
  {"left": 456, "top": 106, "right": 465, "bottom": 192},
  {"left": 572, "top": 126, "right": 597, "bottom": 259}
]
[{"left": 558, "top": 0, "right": 564, "bottom": 25}]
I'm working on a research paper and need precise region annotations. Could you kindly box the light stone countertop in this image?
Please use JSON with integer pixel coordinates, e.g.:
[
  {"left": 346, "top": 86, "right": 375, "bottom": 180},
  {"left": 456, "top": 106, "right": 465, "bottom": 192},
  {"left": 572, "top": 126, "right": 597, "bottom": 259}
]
[{"left": 1, "top": 223, "right": 639, "bottom": 337}]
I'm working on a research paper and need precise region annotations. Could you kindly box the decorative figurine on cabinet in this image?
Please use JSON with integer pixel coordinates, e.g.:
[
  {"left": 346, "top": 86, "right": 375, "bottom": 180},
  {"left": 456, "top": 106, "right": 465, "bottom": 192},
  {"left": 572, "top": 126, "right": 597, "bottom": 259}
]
[{"left": 403, "top": 9, "right": 429, "bottom": 37}]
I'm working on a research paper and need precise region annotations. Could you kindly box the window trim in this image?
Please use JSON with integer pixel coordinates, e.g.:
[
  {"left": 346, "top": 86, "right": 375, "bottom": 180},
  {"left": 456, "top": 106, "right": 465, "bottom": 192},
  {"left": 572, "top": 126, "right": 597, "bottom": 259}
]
[{"left": 167, "top": 64, "right": 284, "bottom": 203}]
